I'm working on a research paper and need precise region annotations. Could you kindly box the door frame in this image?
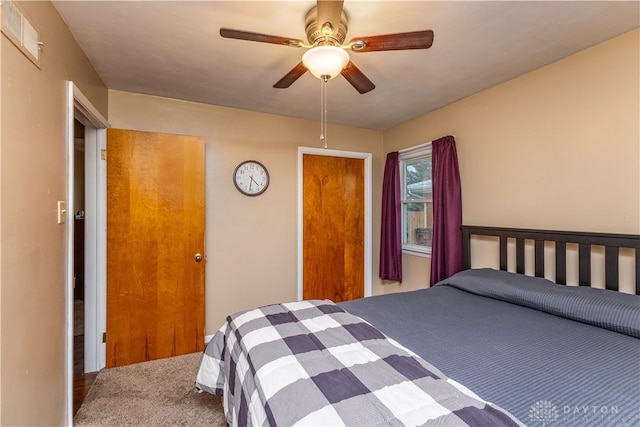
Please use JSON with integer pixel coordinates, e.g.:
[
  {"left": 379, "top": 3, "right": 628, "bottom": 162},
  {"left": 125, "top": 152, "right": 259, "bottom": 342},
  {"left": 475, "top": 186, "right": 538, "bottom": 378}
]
[
  {"left": 297, "top": 147, "right": 372, "bottom": 301},
  {"left": 65, "top": 82, "right": 109, "bottom": 424}
]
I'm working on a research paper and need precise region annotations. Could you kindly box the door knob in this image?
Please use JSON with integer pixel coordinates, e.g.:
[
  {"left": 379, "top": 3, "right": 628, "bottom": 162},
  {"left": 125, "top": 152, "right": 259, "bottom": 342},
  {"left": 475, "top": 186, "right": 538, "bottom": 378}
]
[{"left": 195, "top": 253, "right": 203, "bottom": 262}]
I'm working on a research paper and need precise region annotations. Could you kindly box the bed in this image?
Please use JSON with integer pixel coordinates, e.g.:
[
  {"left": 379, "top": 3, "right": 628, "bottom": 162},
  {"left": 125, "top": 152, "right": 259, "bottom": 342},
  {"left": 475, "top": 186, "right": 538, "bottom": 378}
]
[{"left": 196, "top": 226, "right": 640, "bottom": 426}]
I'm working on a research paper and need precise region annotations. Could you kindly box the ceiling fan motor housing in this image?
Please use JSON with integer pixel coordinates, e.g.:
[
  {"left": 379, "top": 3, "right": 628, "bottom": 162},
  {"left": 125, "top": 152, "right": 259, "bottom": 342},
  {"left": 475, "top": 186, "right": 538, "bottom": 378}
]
[{"left": 305, "top": 6, "right": 348, "bottom": 46}]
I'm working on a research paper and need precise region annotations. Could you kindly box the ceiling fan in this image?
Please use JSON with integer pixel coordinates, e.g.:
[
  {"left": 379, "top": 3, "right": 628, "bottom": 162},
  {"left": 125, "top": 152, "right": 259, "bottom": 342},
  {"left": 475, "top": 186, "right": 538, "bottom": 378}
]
[{"left": 220, "top": 0, "right": 434, "bottom": 94}]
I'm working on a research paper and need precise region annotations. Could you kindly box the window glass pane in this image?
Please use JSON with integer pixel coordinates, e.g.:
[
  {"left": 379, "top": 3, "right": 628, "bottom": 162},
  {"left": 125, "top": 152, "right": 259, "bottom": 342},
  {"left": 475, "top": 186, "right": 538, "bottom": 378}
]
[
  {"left": 403, "top": 202, "right": 432, "bottom": 246},
  {"left": 400, "top": 148, "right": 433, "bottom": 253},
  {"left": 404, "top": 157, "right": 432, "bottom": 200}
]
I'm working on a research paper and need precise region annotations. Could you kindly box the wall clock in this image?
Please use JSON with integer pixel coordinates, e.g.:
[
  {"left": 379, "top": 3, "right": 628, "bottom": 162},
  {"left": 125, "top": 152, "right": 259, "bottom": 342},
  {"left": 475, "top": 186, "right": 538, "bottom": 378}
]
[{"left": 233, "top": 160, "right": 270, "bottom": 196}]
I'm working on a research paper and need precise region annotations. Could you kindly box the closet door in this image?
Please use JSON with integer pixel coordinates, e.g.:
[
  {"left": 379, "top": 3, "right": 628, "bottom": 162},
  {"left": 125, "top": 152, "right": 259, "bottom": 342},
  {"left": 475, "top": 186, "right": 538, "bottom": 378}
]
[
  {"left": 302, "top": 154, "right": 365, "bottom": 302},
  {"left": 106, "top": 128, "right": 205, "bottom": 367}
]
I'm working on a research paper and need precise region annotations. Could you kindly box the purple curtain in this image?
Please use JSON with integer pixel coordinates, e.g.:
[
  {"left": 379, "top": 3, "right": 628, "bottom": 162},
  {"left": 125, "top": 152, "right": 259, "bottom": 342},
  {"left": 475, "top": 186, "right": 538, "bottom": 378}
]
[
  {"left": 379, "top": 152, "right": 402, "bottom": 282},
  {"left": 430, "top": 136, "right": 463, "bottom": 285}
]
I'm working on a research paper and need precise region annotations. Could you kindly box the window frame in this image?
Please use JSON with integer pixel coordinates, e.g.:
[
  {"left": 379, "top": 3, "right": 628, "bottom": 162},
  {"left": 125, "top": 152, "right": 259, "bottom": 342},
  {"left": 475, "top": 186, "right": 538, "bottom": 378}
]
[{"left": 399, "top": 143, "right": 433, "bottom": 257}]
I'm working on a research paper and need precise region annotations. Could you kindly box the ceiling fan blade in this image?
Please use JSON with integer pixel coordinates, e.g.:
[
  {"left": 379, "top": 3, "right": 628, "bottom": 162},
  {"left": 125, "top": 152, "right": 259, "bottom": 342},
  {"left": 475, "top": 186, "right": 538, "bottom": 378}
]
[
  {"left": 348, "top": 30, "right": 434, "bottom": 52},
  {"left": 220, "top": 28, "right": 304, "bottom": 47},
  {"left": 273, "top": 62, "right": 308, "bottom": 88},
  {"left": 316, "top": 0, "right": 344, "bottom": 34},
  {"left": 341, "top": 61, "right": 375, "bottom": 94}
]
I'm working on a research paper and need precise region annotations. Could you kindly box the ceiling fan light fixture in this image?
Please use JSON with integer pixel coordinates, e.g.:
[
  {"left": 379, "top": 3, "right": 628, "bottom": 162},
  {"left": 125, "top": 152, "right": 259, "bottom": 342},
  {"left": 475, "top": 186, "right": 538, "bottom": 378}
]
[{"left": 302, "top": 45, "right": 349, "bottom": 80}]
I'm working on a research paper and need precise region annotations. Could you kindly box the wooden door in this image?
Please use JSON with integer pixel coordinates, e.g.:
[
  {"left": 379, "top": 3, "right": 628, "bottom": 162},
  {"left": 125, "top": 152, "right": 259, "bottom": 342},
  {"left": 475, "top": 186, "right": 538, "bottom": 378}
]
[
  {"left": 303, "top": 154, "right": 364, "bottom": 302},
  {"left": 106, "top": 128, "right": 205, "bottom": 367}
]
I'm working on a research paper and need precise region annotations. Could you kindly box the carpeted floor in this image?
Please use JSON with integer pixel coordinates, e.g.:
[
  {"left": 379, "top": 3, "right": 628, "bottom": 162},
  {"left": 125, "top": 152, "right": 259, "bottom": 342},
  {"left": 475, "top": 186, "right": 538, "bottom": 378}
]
[{"left": 74, "top": 352, "right": 226, "bottom": 426}]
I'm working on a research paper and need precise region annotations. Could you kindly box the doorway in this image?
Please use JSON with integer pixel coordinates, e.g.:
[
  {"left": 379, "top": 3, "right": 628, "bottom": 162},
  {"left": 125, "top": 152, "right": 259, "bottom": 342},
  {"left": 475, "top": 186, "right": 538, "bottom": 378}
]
[
  {"left": 73, "top": 118, "right": 86, "bottom": 379},
  {"left": 66, "top": 82, "right": 109, "bottom": 424},
  {"left": 297, "top": 147, "right": 373, "bottom": 301}
]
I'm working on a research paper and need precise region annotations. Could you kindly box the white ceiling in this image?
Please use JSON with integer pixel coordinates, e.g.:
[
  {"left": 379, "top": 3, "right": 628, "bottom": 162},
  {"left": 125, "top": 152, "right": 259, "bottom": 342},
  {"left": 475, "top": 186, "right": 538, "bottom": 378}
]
[{"left": 53, "top": 1, "right": 639, "bottom": 130}]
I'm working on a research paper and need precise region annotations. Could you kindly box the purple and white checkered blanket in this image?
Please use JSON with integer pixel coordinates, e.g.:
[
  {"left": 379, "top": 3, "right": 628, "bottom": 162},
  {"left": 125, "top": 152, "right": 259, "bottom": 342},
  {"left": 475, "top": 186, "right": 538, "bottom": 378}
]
[{"left": 195, "top": 300, "right": 522, "bottom": 426}]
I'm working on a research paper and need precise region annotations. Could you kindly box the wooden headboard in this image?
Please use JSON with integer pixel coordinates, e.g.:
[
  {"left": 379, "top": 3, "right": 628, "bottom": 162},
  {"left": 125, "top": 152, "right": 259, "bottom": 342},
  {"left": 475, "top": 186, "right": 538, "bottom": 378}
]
[{"left": 462, "top": 225, "right": 640, "bottom": 295}]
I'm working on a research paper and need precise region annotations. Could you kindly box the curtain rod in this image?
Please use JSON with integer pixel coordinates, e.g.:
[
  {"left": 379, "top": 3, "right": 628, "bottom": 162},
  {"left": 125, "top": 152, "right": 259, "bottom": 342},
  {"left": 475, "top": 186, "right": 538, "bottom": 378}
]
[{"left": 398, "top": 135, "right": 456, "bottom": 154}]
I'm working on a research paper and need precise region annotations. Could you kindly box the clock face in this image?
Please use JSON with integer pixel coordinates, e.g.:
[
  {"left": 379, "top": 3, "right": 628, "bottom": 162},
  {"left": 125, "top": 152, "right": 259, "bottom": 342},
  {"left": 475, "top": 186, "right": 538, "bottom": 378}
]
[{"left": 233, "top": 160, "right": 269, "bottom": 196}]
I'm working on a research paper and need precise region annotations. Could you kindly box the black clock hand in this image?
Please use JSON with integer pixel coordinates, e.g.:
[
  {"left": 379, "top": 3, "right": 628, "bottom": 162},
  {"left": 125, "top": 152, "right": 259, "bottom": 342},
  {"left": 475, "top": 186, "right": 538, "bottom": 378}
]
[{"left": 250, "top": 176, "right": 260, "bottom": 187}]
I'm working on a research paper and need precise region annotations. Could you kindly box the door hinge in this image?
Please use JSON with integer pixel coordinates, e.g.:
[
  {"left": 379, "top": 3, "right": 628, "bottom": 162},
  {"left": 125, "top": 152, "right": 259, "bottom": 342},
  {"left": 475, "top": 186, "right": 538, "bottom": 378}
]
[
  {"left": 101, "top": 149, "right": 106, "bottom": 160},
  {"left": 102, "top": 332, "right": 107, "bottom": 343}
]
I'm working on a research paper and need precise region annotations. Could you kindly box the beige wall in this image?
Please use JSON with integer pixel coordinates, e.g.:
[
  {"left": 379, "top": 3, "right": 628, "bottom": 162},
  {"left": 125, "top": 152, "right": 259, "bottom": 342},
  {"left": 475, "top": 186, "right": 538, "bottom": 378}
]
[
  {"left": 383, "top": 29, "right": 640, "bottom": 293},
  {"left": 108, "top": 91, "right": 385, "bottom": 332},
  {"left": 1, "top": 1, "right": 107, "bottom": 425}
]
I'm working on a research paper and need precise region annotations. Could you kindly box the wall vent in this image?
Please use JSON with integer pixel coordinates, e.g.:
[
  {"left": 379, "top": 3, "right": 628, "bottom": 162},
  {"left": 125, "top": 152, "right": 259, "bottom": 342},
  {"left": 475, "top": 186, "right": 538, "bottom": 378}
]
[{"left": 1, "top": 0, "right": 41, "bottom": 68}]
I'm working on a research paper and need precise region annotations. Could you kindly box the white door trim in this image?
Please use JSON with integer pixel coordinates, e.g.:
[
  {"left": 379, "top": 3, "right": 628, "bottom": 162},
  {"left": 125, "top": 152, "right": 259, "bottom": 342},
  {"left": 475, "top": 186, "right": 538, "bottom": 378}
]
[
  {"left": 65, "top": 82, "right": 109, "bottom": 425},
  {"left": 297, "top": 147, "right": 372, "bottom": 301},
  {"left": 83, "top": 126, "right": 108, "bottom": 374}
]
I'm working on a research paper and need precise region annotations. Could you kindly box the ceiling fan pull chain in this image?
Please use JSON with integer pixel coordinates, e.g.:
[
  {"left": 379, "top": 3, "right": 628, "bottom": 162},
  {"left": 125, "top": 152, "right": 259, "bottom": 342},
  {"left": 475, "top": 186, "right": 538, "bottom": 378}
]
[
  {"left": 319, "top": 78, "right": 325, "bottom": 144},
  {"left": 323, "top": 78, "right": 328, "bottom": 149}
]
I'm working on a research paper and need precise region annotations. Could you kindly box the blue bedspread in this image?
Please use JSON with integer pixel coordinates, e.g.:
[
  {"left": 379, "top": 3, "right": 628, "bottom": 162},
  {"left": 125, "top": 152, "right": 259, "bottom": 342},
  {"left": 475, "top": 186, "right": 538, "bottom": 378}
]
[{"left": 340, "top": 269, "right": 640, "bottom": 426}]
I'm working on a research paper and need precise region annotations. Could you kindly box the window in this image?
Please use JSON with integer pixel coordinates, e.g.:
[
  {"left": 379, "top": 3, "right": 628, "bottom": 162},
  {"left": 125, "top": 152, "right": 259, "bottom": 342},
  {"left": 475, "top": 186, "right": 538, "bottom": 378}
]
[{"left": 399, "top": 144, "right": 433, "bottom": 256}]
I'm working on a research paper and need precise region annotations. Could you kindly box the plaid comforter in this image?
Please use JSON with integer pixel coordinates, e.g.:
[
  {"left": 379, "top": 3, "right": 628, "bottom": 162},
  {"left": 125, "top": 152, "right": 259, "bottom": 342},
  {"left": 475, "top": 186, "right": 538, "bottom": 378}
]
[{"left": 195, "top": 300, "right": 522, "bottom": 426}]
